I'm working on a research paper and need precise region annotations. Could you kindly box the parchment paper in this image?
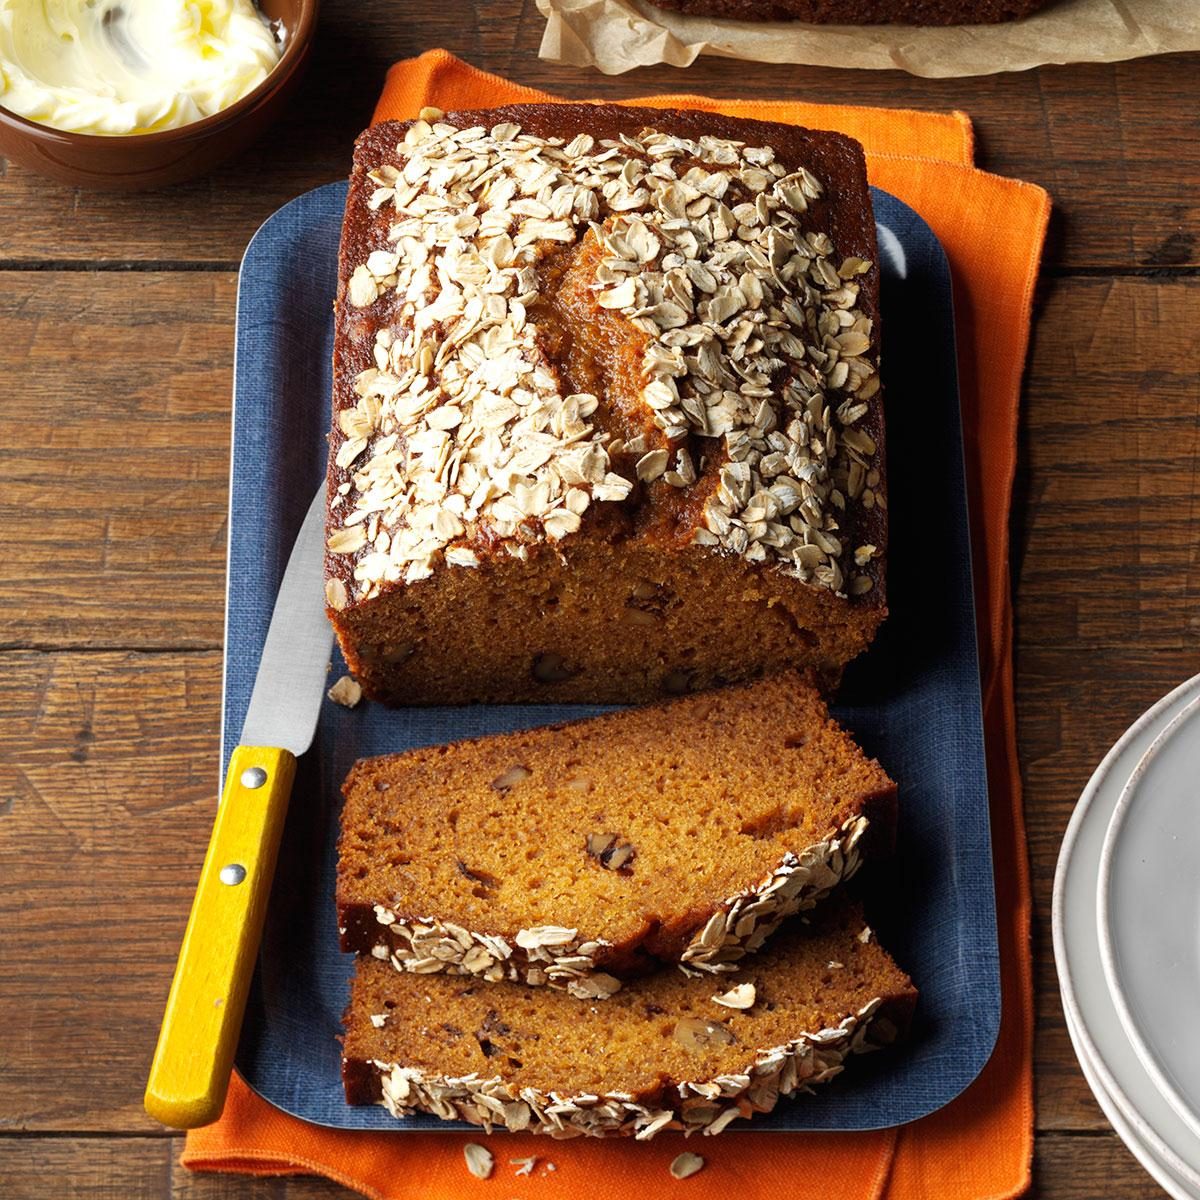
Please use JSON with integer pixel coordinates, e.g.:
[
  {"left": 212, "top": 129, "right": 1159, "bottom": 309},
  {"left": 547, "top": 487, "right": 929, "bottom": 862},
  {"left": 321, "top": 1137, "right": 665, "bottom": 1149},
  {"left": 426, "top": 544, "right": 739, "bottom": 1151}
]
[{"left": 535, "top": 0, "right": 1200, "bottom": 75}]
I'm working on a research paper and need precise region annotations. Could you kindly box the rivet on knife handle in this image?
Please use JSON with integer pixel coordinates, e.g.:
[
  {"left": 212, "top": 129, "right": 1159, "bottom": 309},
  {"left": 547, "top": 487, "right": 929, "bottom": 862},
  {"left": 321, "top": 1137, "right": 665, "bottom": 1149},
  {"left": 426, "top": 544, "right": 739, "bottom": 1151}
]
[{"left": 144, "top": 744, "right": 297, "bottom": 1128}]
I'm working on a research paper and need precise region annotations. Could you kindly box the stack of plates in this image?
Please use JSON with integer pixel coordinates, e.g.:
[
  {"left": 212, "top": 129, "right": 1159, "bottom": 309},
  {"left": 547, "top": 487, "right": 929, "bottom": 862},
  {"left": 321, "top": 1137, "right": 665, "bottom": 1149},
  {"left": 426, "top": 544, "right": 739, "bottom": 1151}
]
[{"left": 1053, "top": 674, "right": 1200, "bottom": 1198}]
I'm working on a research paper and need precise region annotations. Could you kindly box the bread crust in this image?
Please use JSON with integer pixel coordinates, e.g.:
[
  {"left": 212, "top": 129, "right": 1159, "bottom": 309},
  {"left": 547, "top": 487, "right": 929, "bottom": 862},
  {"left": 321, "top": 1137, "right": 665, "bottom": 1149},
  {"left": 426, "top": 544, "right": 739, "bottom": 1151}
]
[{"left": 643, "top": 0, "right": 1051, "bottom": 22}]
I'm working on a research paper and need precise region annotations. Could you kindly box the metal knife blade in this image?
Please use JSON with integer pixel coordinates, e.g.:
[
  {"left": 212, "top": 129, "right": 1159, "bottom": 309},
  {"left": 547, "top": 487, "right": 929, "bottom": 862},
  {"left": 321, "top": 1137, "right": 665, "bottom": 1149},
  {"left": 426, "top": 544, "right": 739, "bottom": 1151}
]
[{"left": 239, "top": 485, "right": 333, "bottom": 756}]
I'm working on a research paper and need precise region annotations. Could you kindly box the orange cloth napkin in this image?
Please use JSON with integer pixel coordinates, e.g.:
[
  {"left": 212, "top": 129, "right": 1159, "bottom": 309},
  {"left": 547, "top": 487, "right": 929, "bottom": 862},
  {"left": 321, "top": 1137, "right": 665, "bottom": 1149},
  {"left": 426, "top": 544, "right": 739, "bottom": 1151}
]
[{"left": 184, "top": 49, "right": 1049, "bottom": 1200}]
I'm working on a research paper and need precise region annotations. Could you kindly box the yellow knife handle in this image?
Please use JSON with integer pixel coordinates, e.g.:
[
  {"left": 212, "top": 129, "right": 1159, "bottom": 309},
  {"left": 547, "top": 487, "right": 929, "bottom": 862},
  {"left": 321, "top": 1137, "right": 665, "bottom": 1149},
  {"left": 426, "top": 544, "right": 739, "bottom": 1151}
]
[{"left": 144, "top": 744, "right": 297, "bottom": 1128}]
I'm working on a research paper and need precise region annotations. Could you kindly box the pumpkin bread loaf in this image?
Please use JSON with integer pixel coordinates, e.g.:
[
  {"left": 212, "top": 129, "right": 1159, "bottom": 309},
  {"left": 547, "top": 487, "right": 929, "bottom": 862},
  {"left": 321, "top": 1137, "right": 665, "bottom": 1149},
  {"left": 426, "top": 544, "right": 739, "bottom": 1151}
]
[
  {"left": 325, "top": 103, "right": 887, "bottom": 705},
  {"left": 342, "top": 896, "right": 916, "bottom": 1137},
  {"left": 644, "top": 0, "right": 1051, "bottom": 23},
  {"left": 337, "top": 673, "right": 896, "bottom": 993}
]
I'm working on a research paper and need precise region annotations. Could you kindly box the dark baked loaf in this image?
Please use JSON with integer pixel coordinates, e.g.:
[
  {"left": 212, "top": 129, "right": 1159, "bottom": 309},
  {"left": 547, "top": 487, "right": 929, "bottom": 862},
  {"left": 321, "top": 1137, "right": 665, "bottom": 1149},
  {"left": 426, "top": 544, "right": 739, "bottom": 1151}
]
[
  {"left": 326, "top": 103, "right": 886, "bottom": 705},
  {"left": 337, "top": 673, "right": 896, "bottom": 992},
  {"left": 342, "top": 896, "right": 916, "bottom": 1137},
  {"left": 644, "top": 0, "right": 1052, "bottom": 22}
]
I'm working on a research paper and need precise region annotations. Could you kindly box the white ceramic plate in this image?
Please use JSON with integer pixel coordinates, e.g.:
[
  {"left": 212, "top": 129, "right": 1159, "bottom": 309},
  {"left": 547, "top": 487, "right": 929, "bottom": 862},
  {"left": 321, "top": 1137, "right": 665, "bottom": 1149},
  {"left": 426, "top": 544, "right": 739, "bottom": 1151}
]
[
  {"left": 1052, "top": 673, "right": 1200, "bottom": 1192},
  {"left": 1100, "top": 692, "right": 1200, "bottom": 1142},
  {"left": 1064, "top": 1005, "right": 1199, "bottom": 1200}
]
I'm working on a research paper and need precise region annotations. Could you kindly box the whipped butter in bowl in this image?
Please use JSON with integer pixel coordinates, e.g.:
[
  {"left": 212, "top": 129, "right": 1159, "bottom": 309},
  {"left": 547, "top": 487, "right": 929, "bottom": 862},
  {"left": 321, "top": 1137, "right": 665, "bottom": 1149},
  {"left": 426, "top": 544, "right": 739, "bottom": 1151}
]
[{"left": 0, "top": 0, "right": 284, "bottom": 135}]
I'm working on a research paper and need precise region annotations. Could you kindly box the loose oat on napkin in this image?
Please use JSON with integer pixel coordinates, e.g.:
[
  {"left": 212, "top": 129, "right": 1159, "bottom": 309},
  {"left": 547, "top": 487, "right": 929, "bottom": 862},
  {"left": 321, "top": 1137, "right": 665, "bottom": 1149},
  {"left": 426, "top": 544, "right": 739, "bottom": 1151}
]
[{"left": 535, "top": 0, "right": 1200, "bottom": 75}]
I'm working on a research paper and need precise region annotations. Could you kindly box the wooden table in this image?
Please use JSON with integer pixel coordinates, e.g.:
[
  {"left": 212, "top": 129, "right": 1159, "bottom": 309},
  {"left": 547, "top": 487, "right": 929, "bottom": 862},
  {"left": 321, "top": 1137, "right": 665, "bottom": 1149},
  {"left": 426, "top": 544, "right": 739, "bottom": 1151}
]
[{"left": 1, "top": 4, "right": 1196, "bottom": 1195}]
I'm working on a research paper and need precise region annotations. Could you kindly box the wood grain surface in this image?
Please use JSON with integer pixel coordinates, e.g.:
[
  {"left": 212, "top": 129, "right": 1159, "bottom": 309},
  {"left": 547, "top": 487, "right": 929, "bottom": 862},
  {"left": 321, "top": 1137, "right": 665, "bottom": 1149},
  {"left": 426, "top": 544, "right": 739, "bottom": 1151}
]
[{"left": 0, "top": 1, "right": 1196, "bottom": 1196}]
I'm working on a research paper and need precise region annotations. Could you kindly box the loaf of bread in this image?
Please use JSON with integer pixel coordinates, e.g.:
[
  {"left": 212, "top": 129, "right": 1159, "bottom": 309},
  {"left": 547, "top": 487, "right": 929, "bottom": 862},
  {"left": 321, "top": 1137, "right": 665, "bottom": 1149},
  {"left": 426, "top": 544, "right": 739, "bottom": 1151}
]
[
  {"left": 342, "top": 896, "right": 916, "bottom": 1137},
  {"left": 643, "top": 0, "right": 1051, "bottom": 22},
  {"left": 337, "top": 673, "right": 896, "bottom": 993},
  {"left": 325, "top": 103, "right": 886, "bottom": 705}
]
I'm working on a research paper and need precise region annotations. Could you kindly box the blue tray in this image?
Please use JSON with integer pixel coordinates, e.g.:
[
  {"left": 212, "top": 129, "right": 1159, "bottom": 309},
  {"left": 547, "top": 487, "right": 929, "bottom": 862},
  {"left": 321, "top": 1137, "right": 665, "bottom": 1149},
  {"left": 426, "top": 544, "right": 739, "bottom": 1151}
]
[{"left": 225, "top": 181, "right": 999, "bottom": 1133}]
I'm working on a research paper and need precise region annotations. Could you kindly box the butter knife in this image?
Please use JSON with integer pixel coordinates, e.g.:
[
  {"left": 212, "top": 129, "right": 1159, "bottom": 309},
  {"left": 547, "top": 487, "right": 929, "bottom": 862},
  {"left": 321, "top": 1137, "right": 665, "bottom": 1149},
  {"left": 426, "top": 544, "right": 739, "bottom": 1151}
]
[{"left": 144, "top": 486, "right": 332, "bottom": 1128}]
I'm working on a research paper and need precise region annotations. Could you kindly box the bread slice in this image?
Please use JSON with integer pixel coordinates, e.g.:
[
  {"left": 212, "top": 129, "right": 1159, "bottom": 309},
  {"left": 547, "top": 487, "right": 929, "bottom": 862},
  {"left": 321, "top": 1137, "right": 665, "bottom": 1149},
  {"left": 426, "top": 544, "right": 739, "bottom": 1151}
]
[
  {"left": 342, "top": 897, "right": 916, "bottom": 1137},
  {"left": 325, "top": 103, "right": 887, "bottom": 706},
  {"left": 337, "top": 673, "right": 896, "bottom": 993}
]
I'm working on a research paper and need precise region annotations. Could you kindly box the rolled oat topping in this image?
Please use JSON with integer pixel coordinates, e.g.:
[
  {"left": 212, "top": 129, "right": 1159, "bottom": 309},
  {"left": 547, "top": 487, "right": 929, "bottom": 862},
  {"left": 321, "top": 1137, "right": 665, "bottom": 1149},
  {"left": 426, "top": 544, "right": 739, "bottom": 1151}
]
[
  {"left": 463, "top": 1141, "right": 494, "bottom": 1179},
  {"left": 327, "top": 674, "right": 364, "bottom": 708},
  {"left": 369, "top": 906, "right": 621, "bottom": 995},
  {"left": 680, "top": 813, "right": 870, "bottom": 972},
  {"left": 670, "top": 1152, "right": 706, "bottom": 1179},
  {"left": 711, "top": 982, "right": 757, "bottom": 1010},
  {"left": 331, "top": 118, "right": 880, "bottom": 603}
]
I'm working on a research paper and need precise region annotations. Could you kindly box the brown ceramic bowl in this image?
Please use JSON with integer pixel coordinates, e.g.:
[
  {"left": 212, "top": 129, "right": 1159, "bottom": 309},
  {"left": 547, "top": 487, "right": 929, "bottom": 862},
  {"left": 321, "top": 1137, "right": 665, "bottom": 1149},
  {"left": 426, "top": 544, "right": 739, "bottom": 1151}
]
[{"left": 0, "top": 0, "right": 318, "bottom": 190}]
